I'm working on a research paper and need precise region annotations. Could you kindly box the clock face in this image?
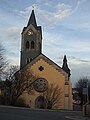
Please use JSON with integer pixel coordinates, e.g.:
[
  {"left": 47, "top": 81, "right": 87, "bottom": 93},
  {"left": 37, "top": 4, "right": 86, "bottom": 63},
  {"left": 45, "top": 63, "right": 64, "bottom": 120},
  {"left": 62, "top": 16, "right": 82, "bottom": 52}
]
[
  {"left": 27, "top": 29, "right": 33, "bottom": 35},
  {"left": 34, "top": 78, "right": 48, "bottom": 92}
]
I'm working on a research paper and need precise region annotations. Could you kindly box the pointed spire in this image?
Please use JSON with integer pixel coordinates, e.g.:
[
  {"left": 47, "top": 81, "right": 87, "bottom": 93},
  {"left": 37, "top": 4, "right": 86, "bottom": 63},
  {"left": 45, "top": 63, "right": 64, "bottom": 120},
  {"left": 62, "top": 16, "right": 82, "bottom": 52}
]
[
  {"left": 63, "top": 55, "right": 67, "bottom": 62},
  {"left": 27, "top": 10, "right": 37, "bottom": 28},
  {"left": 62, "top": 55, "right": 71, "bottom": 77}
]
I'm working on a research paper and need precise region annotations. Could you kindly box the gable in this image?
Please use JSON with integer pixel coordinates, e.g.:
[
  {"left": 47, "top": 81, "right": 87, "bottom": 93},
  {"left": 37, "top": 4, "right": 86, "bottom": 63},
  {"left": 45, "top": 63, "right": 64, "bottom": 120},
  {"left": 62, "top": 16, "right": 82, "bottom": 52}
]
[{"left": 24, "top": 54, "right": 68, "bottom": 78}]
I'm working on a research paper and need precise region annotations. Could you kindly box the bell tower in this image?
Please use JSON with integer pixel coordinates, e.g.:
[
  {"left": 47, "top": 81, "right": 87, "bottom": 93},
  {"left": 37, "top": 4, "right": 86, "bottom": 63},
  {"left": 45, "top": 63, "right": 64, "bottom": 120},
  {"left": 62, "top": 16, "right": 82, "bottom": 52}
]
[{"left": 20, "top": 10, "right": 42, "bottom": 69}]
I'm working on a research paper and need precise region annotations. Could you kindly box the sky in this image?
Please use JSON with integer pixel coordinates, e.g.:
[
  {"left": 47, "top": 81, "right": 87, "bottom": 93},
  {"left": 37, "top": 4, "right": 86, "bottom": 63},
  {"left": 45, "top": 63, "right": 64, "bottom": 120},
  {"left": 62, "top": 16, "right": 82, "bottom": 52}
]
[{"left": 0, "top": 0, "right": 90, "bottom": 86}]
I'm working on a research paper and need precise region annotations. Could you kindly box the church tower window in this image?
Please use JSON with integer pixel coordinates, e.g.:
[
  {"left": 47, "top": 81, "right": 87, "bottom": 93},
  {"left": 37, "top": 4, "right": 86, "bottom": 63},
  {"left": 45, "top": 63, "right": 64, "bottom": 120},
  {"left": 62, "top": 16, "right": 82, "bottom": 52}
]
[
  {"left": 26, "top": 58, "right": 29, "bottom": 64},
  {"left": 26, "top": 41, "right": 29, "bottom": 49},
  {"left": 31, "top": 41, "right": 35, "bottom": 49},
  {"left": 30, "top": 58, "right": 33, "bottom": 61}
]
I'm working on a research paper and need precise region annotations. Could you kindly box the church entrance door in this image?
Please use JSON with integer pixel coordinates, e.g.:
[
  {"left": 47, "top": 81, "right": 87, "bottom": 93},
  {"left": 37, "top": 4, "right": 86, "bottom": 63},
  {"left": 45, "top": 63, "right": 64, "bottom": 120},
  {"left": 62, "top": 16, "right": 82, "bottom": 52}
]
[{"left": 35, "top": 96, "right": 46, "bottom": 109}]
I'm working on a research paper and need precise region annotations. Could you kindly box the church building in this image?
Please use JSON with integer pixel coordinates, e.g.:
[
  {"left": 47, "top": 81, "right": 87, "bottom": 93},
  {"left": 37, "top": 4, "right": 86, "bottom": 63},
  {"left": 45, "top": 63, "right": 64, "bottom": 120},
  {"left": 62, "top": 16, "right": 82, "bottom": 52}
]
[{"left": 19, "top": 10, "right": 72, "bottom": 110}]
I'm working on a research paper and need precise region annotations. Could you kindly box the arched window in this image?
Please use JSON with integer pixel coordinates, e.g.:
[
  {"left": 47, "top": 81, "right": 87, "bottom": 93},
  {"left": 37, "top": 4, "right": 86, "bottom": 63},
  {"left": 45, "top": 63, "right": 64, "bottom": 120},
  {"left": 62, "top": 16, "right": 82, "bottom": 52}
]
[
  {"left": 26, "top": 58, "right": 29, "bottom": 64},
  {"left": 26, "top": 41, "right": 29, "bottom": 49},
  {"left": 31, "top": 41, "right": 34, "bottom": 49},
  {"left": 30, "top": 58, "right": 33, "bottom": 62}
]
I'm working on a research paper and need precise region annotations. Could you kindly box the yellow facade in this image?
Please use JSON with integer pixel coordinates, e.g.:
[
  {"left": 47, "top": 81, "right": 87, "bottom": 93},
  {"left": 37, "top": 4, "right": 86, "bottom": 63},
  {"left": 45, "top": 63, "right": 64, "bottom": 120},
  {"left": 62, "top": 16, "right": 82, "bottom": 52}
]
[{"left": 21, "top": 54, "right": 72, "bottom": 110}]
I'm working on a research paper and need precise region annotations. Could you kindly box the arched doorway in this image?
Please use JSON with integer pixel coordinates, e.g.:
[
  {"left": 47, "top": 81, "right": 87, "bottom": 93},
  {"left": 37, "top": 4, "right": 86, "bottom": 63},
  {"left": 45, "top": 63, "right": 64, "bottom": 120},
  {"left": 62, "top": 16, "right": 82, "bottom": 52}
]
[{"left": 35, "top": 96, "right": 46, "bottom": 109}]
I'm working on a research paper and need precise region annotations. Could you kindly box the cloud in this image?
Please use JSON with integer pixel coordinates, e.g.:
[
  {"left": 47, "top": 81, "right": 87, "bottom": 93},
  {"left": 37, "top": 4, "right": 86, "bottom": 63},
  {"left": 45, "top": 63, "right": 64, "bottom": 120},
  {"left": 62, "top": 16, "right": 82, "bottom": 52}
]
[
  {"left": 1, "top": 27, "right": 21, "bottom": 55},
  {"left": 69, "top": 0, "right": 88, "bottom": 14},
  {"left": 15, "top": 2, "right": 72, "bottom": 26},
  {"left": 73, "top": 0, "right": 83, "bottom": 12},
  {"left": 43, "top": 30, "right": 90, "bottom": 59},
  {"left": 15, "top": 0, "right": 89, "bottom": 30},
  {"left": 36, "top": 0, "right": 49, "bottom": 5},
  {"left": 63, "top": 20, "right": 90, "bottom": 32},
  {"left": 6, "top": 27, "right": 20, "bottom": 38},
  {"left": 0, "top": 26, "right": 21, "bottom": 65},
  {"left": 57, "top": 55, "right": 90, "bottom": 66},
  {"left": 67, "top": 56, "right": 90, "bottom": 65},
  {"left": 53, "top": 3, "right": 72, "bottom": 21},
  {"left": 61, "top": 0, "right": 90, "bottom": 31}
]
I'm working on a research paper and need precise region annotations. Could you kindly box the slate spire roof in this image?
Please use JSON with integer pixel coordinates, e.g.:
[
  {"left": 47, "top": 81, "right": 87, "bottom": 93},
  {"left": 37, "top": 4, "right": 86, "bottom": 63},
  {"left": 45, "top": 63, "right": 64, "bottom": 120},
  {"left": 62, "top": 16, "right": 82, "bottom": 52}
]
[
  {"left": 27, "top": 10, "right": 37, "bottom": 28},
  {"left": 62, "top": 55, "right": 71, "bottom": 77},
  {"left": 22, "top": 10, "right": 42, "bottom": 35}
]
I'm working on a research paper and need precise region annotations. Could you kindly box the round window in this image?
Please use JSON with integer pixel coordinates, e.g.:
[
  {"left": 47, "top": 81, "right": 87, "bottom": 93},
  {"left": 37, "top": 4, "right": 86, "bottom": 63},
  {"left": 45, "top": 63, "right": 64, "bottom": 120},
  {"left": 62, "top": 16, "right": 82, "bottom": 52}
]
[{"left": 34, "top": 78, "right": 48, "bottom": 92}]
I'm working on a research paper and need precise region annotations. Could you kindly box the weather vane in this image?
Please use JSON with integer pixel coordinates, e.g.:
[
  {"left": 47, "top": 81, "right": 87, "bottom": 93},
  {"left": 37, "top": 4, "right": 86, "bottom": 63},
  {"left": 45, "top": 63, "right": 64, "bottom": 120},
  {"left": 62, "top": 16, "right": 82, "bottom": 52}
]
[
  {"left": 32, "top": 4, "right": 38, "bottom": 11},
  {"left": 32, "top": 5, "right": 35, "bottom": 10}
]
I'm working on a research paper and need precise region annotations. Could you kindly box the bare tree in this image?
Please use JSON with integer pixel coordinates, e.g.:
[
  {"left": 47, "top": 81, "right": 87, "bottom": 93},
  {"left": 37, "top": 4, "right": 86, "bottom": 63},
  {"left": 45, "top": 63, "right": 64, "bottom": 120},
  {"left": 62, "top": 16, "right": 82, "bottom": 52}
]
[
  {"left": 43, "top": 83, "right": 63, "bottom": 109},
  {"left": 75, "top": 78, "right": 83, "bottom": 106},
  {"left": 0, "top": 43, "right": 7, "bottom": 78},
  {"left": 11, "top": 68, "right": 37, "bottom": 105},
  {"left": 75, "top": 77, "right": 89, "bottom": 106},
  {"left": 2, "top": 66, "right": 19, "bottom": 105},
  {"left": 4, "top": 65, "right": 19, "bottom": 81}
]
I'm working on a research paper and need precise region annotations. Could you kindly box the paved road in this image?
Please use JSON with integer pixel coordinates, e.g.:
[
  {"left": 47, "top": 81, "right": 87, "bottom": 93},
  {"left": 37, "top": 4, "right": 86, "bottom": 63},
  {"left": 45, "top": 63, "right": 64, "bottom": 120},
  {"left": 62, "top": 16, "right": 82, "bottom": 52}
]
[{"left": 0, "top": 106, "right": 88, "bottom": 120}]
